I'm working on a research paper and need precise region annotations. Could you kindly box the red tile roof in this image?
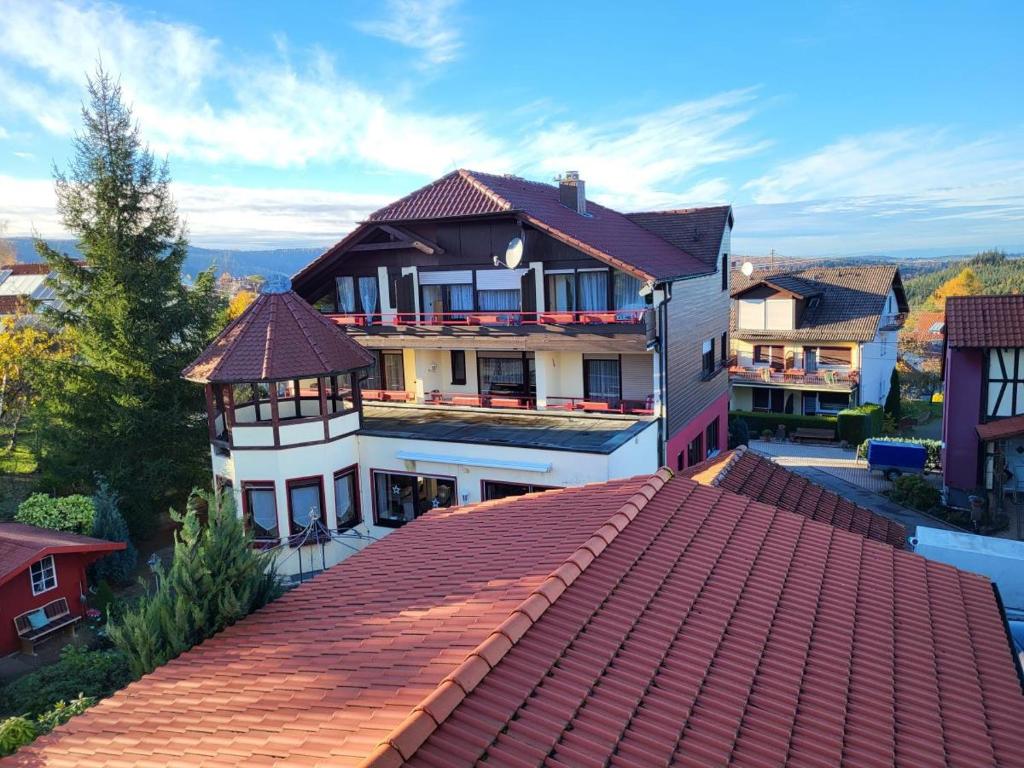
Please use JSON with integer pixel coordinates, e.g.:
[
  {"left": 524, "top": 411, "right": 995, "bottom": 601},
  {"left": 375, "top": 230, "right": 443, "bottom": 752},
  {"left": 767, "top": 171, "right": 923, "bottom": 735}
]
[
  {"left": 945, "top": 294, "right": 1024, "bottom": 348},
  {"left": 682, "top": 447, "right": 907, "bottom": 547},
  {"left": 626, "top": 205, "right": 734, "bottom": 270},
  {"left": 17, "top": 472, "right": 1022, "bottom": 767},
  {"left": 3, "top": 263, "right": 51, "bottom": 276},
  {"left": 296, "top": 170, "right": 714, "bottom": 285},
  {"left": 0, "top": 295, "right": 28, "bottom": 316},
  {"left": 412, "top": 477, "right": 1023, "bottom": 767},
  {"left": 902, "top": 310, "right": 946, "bottom": 343},
  {"left": 977, "top": 414, "right": 1024, "bottom": 442},
  {"left": 0, "top": 523, "right": 125, "bottom": 588},
  {"left": 182, "top": 290, "right": 375, "bottom": 383}
]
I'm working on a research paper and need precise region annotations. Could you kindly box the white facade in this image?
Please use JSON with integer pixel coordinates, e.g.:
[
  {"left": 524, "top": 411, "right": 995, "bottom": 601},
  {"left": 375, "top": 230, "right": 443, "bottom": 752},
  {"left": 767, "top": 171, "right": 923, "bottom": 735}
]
[{"left": 858, "top": 289, "right": 901, "bottom": 405}]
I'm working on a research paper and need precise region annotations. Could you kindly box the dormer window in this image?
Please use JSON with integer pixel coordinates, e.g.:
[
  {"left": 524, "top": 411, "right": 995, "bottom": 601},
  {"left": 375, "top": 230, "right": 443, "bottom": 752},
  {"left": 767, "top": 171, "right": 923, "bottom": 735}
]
[{"left": 737, "top": 297, "right": 795, "bottom": 330}]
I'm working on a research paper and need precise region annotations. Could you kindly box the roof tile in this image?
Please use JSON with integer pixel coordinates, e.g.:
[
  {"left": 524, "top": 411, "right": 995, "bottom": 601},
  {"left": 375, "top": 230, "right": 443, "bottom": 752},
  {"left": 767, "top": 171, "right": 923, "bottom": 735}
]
[{"left": 946, "top": 294, "right": 1024, "bottom": 347}]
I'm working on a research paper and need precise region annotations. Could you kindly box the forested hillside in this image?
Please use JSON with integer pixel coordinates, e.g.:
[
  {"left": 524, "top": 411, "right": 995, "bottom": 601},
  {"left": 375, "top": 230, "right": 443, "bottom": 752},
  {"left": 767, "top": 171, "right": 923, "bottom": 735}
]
[{"left": 903, "top": 250, "right": 1024, "bottom": 308}]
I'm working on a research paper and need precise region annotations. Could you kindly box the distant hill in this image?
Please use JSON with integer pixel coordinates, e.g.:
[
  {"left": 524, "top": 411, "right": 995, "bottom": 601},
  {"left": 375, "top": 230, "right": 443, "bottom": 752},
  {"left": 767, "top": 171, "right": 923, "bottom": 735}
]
[
  {"left": 7, "top": 237, "right": 325, "bottom": 280},
  {"left": 902, "top": 250, "right": 1024, "bottom": 308}
]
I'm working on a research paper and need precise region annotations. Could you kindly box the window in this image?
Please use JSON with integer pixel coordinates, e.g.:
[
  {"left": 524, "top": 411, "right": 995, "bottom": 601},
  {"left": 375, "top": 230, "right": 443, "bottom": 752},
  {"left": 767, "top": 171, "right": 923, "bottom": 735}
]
[
  {"left": 753, "top": 387, "right": 785, "bottom": 413},
  {"left": 706, "top": 417, "right": 720, "bottom": 455},
  {"left": 545, "top": 273, "right": 576, "bottom": 312},
  {"left": 754, "top": 345, "right": 785, "bottom": 371},
  {"left": 612, "top": 272, "right": 645, "bottom": 311},
  {"left": 325, "top": 374, "right": 356, "bottom": 415},
  {"left": 364, "top": 350, "right": 405, "bottom": 391},
  {"left": 721, "top": 253, "right": 728, "bottom": 290},
  {"left": 482, "top": 481, "right": 560, "bottom": 501},
  {"left": 243, "top": 483, "right": 279, "bottom": 542},
  {"left": 30, "top": 555, "right": 57, "bottom": 595},
  {"left": 477, "top": 289, "right": 520, "bottom": 311},
  {"left": 373, "top": 471, "right": 456, "bottom": 527},
  {"left": 333, "top": 468, "right": 360, "bottom": 531},
  {"left": 686, "top": 433, "right": 704, "bottom": 468},
  {"left": 584, "top": 358, "right": 620, "bottom": 401},
  {"left": 479, "top": 354, "right": 534, "bottom": 395},
  {"left": 422, "top": 284, "right": 474, "bottom": 320},
  {"left": 811, "top": 391, "right": 850, "bottom": 415},
  {"left": 336, "top": 276, "right": 356, "bottom": 314},
  {"left": 578, "top": 270, "right": 608, "bottom": 311},
  {"left": 358, "top": 276, "right": 379, "bottom": 316},
  {"left": 287, "top": 477, "right": 325, "bottom": 538},
  {"left": 816, "top": 347, "right": 852, "bottom": 367},
  {"left": 702, "top": 338, "right": 716, "bottom": 378},
  {"left": 450, "top": 350, "right": 467, "bottom": 385},
  {"left": 720, "top": 331, "right": 728, "bottom": 364}
]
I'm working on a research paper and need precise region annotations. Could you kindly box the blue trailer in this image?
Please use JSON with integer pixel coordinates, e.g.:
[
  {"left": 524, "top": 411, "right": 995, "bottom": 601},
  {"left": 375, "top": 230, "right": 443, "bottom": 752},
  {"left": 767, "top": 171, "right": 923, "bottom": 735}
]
[{"left": 865, "top": 440, "right": 927, "bottom": 480}]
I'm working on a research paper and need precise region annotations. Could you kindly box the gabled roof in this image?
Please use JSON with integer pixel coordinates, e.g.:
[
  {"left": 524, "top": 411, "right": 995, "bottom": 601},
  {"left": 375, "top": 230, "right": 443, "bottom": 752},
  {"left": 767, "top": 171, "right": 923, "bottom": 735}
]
[
  {"left": 18, "top": 471, "right": 1023, "bottom": 767},
  {"left": 731, "top": 264, "right": 908, "bottom": 342},
  {"left": 182, "top": 290, "right": 374, "bottom": 383},
  {"left": 624, "top": 204, "right": 733, "bottom": 270},
  {"left": 294, "top": 170, "right": 716, "bottom": 286},
  {"left": 680, "top": 446, "right": 907, "bottom": 547},
  {"left": 0, "top": 523, "right": 125, "bottom": 589},
  {"left": 946, "top": 294, "right": 1024, "bottom": 348}
]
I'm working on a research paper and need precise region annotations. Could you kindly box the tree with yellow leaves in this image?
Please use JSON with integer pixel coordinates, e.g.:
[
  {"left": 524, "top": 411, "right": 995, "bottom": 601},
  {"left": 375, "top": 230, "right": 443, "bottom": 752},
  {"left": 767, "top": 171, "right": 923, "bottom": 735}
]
[
  {"left": 226, "top": 290, "right": 257, "bottom": 321},
  {"left": 930, "top": 267, "right": 983, "bottom": 308},
  {"left": 0, "top": 317, "right": 72, "bottom": 451}
]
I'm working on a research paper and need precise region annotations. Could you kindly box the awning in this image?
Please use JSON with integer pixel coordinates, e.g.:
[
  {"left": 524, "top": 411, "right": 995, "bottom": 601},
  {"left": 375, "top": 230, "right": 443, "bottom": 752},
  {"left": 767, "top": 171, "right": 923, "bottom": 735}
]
[{"left": 977, "top": 414, "right": 1024, "bottom": 442}]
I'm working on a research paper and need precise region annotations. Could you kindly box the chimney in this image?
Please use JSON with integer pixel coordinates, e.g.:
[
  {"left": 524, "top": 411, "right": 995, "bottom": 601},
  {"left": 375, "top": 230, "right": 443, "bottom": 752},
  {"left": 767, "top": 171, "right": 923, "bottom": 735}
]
[{"left": 558, "top": 171, "right": 586, "bottom": 215}]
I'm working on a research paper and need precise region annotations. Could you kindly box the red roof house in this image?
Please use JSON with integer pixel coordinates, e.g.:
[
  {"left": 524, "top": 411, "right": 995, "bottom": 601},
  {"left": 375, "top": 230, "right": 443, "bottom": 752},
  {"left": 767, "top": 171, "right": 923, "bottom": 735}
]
[
  {"left": 10, "top": 471, "right": 1022, "bottom": 766},
  {"left": 0, "top": 523, "right": 125, "bottom": 656}
]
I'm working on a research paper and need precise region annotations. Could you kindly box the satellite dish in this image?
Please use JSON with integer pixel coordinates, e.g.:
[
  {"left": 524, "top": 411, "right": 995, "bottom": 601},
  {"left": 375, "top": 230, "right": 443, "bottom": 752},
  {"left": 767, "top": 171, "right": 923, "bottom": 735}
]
[
  {"left": 740, "top": 261, "right": 754, "bottom": 277},
  {"left": 504, "top": 236, "right": 524, "bottom": 269},
  {"left": 261, "top": 273, "right": 292, "bottom": 294}
]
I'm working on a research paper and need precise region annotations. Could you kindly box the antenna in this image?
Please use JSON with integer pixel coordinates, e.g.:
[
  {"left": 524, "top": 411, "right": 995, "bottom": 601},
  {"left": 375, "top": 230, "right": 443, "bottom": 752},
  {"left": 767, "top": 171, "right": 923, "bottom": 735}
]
[
  {"left": 494, "top": 236, "right": 524, "bottom": 269},
  {"left": 741, "top": 261, "right": 754, "bottom": 277}
]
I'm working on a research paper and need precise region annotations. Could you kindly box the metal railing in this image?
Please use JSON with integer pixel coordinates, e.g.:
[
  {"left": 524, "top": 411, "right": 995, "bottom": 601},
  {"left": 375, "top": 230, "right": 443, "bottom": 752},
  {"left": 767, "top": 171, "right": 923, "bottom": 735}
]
[
  {"left": 365, "top": 390, "right": 656, "bottom": 416},
  {"left": 727, "top": 358, "right": 858, "bottom": 389},
  {"left": 326, "top": 309, "right": 646, "bottom": 327}
]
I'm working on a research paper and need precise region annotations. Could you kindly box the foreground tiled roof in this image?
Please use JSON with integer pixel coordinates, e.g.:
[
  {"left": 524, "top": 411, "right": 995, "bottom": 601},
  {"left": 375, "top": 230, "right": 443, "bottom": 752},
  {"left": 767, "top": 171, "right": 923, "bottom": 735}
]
[
  {"left": 296, "top": 170, "right": 714, "bottom": 285},
  {"left": 946, "top": 294, "right": 1024, "bottom": 348},
  {"left": 977, "top": 414, "right": 1024, "bottom": 442},
  {"left": 16, "top": 471, "right": 1023, "bottom": 767},
  {"left": 731, "top": 264, "right": 908, "bottom": 342},
  {"left": 682, "top": 446, "right": 907, "bottom": 547},
  {"left": 625, "top": 205, "right": 732, "bottom": 269},
  {"left": 0, "top": 523, "right": 124, "bottom": 588},
  {"left": 182, "top": 290, "right": 375, "bottom": 383}
]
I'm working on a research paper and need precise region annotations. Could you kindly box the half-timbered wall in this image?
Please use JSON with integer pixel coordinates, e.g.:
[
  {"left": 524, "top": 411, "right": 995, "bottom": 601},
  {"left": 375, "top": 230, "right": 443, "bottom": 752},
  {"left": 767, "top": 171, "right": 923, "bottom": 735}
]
[{"left": 985, "top": 347, "right": 1024, "bottom": 418}]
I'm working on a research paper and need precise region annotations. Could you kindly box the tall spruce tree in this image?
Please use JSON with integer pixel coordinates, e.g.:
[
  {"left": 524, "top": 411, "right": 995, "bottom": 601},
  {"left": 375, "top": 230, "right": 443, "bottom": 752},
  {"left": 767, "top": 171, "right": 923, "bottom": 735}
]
[{"left": 34, "top": 67, "right": 221, "bottom": 535}]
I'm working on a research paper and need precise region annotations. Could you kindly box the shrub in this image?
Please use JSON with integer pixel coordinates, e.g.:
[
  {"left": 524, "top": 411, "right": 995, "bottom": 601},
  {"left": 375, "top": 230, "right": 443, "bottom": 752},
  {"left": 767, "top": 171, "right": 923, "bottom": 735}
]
[
  {"left": 90, "top": 477, "right": 138, "bottom": 586},
  {"left": 837, "top": 403, "right": 883, "bottom": 445},
  {"left": 91, "top": 579, "right": 117, "bottom": 619},
  {"left": 0, "top": 717, "right": 35, "bottom": 756},
  {"left": 729, "top": 411, "right": 837, "bottom": 438},
  {"left": 857, "top": 437, "right": 942, "bottom": 470},
  {"left": 889, "top": 475, "right": 941, "bottom": 512},
  {"left": 884, "top": 368, "right": 901, "bottom": 421},
  {"left": 34, "top": 695, "right": 95, "bottom": 734},
  {"left": 14, "top": 494, "right": 94, "bottom": 534},
  {"left": 0, "top": 646, "right": 131, "bottom": 719},
  {"left": 727, "top": 416, "right": 749, "bottom": 449}
]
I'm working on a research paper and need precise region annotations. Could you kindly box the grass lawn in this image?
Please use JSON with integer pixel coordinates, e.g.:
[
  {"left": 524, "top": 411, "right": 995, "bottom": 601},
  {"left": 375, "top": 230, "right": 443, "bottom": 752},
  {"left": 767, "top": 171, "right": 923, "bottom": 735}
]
[
  {"left": 0, "top": 423, "right": 40, "bottom": 521},
  {"left": 901, "top": 399, "right": 942, "bottom": 422}
]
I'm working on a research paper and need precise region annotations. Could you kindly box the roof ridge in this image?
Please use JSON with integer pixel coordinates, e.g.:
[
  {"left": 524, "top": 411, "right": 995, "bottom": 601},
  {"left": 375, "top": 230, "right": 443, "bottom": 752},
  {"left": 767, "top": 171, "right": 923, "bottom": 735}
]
[
  {"left": 458, "top": 169, "right": 515, "bottom": 212},
  {"left": 707, "top": 444, "right": 748, "bottom": 486},
  {"left": 204, "top": 293, "right": 265, "bottom": 381},
  {"left": 281, "top": 292, "right": 335, "bottom": 374},
  {"left": 628, "top": 204, "right": 731, "bottom": 215},
  {"left": 362, "top": 466, "right": 676, "bottom": 766}
]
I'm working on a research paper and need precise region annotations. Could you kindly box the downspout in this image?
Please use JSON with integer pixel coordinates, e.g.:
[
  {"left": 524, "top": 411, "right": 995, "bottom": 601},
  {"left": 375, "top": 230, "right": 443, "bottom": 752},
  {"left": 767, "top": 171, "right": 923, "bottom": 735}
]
[{"left": 657, "top": 281, "right": 673, "bottom": 467}]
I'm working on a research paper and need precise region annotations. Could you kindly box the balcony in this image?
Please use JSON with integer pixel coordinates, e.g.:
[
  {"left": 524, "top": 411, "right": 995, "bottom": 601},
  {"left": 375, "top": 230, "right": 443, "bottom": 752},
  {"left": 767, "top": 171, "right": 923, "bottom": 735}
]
[
  {"left": 327, "top": 309, "right": 646, "bottom": 328},
  {"left": 361, "top": 389, "right": 656, "bottom": 416},
  {"left": 728, "top": 358, "right": 858, "bottom": 391}
]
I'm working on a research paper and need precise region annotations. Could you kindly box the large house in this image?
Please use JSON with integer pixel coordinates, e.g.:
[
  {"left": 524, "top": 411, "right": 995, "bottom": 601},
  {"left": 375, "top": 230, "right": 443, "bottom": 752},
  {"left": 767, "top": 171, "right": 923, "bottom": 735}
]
[
  {"left": 0, "top": 523, "right": 124, "bottom": 656},
  {"left": 15, "top": 468, "right": 1023, "bottom": 766},
  {"left": 185, "top": 170, "right": 735, "bottom": 576},
  {"left": 943, "top": 294, "right": 1024, "bottom": 507},
  {"left": 729, "top": 264, "right": 908, "bottom": 416}
]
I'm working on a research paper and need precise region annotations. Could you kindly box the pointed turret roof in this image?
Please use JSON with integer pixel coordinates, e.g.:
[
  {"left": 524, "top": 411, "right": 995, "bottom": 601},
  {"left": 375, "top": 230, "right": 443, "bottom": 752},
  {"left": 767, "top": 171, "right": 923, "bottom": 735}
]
[{"left": 182, "top": 290, "right": 374, "bottom": 383}]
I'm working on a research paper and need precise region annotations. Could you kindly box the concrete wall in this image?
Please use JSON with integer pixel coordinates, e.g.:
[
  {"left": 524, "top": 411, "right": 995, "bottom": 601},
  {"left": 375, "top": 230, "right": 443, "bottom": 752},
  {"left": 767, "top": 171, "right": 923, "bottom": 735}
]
[{"left": 943, "top": 345, "right": 984, "bottom": 499}]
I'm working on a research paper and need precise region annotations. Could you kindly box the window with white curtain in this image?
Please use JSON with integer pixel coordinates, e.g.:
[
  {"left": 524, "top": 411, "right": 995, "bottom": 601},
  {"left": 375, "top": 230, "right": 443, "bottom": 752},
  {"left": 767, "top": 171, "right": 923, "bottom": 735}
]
[
  {"left": 585, "top": 358, "right": 620, "bottom": 401},
  {"left": 479, "top": 356, "right": 526, "bottom": 392},
  {"left": 244, "top": 484, "right": 278, "bottom": 541},
  {"left": 288, "top": 478, "right": 324, "bottom": 535},
  {"left": 358, "top": 276, "right": 379, "bottom": 316},
  {"left": 613, "top": 272, "right": 645, "bottom": 310},
  {"left": 578, "top": 271, "right": 608, "bottom": 311},
  {"left": 546, "top": 273, "right": 575, "bottom": 311},
  {"left": 477, "top": 289, "right": 520, "bottom": 311},
  {"left": 334, "top": 469, "right": 359, "bottom": 530},
  {"left": 336, "top": 276, "right": 356, "bottom": 313}
]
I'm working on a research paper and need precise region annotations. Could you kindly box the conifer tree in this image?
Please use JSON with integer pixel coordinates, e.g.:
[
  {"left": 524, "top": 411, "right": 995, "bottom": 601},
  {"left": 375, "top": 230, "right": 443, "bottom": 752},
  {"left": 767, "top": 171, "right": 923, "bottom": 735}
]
[
  {"left": 33, "top": 66, "right": 222, "bottom": 535},
  {"left": 89, "top": 477, "right": 138, "bottom": 586}
]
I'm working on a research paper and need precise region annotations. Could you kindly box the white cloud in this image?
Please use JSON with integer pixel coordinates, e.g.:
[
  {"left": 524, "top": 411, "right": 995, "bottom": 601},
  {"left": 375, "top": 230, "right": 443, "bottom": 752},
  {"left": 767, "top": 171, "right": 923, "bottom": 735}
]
[
  {"left": 355, "top": 0, "right": 462, "bottom": 68},
  {"left": 12, "top": 151, "right": 34, "bottom": 160},
  {"left": 0, "top": 175, "right": 389, "bottom": 248}
]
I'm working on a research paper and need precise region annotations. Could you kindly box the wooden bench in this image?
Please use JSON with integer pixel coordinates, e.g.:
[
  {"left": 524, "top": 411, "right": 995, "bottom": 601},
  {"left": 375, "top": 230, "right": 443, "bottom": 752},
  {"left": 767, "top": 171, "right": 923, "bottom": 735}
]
[
  {"left": 791, "top": 427, "right": 836, "bottom": 444},
  {"left": 490, "top": 397, "right": 524, "bottom": 409},
  {"left": 14, "top": 598, "right": 80, "bottom": 655},
  {"left": 451, "top": 394, "right": 483, "bottom": 407}
]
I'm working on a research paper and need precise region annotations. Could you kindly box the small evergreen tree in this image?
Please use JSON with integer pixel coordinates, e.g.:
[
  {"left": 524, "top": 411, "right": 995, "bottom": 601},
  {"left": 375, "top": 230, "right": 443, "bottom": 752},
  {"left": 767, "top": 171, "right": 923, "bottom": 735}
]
[
  {"left": 108, "top": 488, "right": 280, "bottom": 678},
  {"left": 90, "top": 477, "right": 138, "bottom": 586},
  {"left": 884, "top": 367, "right": 901, "bottom": 422}
]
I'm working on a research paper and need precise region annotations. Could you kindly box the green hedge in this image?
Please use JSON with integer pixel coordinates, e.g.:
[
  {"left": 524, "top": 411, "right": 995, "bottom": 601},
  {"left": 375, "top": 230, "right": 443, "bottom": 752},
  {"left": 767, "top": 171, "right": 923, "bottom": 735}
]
[
  {"left": 836, "top": 403, "right": 883, "bottom": 445},
  {"left": 14, "top": 494, "right": 94, "bottom": 535},
  {"left": 729, "top": 411, "right": 837, "bottom": 438},
  {"left": 857, "top": 436, "right": 942, "bottom": 471}
]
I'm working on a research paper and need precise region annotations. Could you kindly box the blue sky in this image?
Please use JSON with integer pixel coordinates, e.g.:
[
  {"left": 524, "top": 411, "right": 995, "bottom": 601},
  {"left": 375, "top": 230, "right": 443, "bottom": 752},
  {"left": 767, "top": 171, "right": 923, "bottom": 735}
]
[{"left": 0, "top": 0, "right": 1022, "bottom": 256}]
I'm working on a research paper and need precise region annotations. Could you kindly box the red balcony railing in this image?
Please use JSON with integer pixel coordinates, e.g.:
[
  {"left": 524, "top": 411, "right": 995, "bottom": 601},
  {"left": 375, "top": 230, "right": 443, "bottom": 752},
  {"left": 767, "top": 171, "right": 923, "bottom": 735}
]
[
  {"left": 327, "top": 309, "right": 646, "bottom": 327},
  {"left": 727, "top": 358, "right": 858, "bottom": 389}
]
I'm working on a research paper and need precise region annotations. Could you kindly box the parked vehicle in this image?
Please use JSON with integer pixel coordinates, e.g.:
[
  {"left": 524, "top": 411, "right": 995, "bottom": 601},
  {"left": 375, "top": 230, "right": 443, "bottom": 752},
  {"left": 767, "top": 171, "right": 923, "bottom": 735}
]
[{"left": 865, "top": 439, "right": 927, "bottom": 480}]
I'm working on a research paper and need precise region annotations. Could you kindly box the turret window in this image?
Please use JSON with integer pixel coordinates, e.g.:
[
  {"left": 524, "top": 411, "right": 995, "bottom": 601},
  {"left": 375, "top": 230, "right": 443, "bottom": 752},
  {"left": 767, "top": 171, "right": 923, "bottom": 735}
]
[{"left": 243, "top": 483, "right": 279, "bottom": 543}]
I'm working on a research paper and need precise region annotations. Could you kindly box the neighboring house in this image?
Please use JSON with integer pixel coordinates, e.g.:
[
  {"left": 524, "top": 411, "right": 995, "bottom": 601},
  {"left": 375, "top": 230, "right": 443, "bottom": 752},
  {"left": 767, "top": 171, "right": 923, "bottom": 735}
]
[
  {"left": 0, "top": 523, "right": 124, "bottom": 656},
  {"left": 17, "top": 470, "right": 1023, "bottom": 766},
  {"left": 942, "top": 294, "right": 1024, "bottom": 506},
  {"left": 900, "top": 309, "right": 945, "bottom": 370},
  {"left": 0, "top": 263, "right": 63, "bottom": 321},
  {"left": 293, "top": 170, "right": 734, "bottom": 473},
  {"left": 729, "top": 264, "right": 908, "bottom": 416}
]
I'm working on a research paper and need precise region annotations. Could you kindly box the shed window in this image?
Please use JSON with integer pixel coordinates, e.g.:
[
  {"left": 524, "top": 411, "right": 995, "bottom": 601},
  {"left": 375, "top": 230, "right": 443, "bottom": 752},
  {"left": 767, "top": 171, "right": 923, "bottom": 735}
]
[{"left": 30, "top": 555, "right": 57, "bottom": 595}]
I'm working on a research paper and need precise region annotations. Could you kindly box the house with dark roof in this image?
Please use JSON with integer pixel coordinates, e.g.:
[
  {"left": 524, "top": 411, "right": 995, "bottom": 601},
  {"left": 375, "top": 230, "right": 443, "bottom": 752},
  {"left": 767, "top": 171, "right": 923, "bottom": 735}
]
[
  {"left": 11, "top": 468, "right": 1023, "bottom": 766},
  {"left": 0, "top": 523, "right": 124, "bottom": 656},
  {"left": 729, "top": 264, "right": 908, "bottom": 416},
  {"left": 942, "top": 294, "right": 1024, "bottom": 508}
]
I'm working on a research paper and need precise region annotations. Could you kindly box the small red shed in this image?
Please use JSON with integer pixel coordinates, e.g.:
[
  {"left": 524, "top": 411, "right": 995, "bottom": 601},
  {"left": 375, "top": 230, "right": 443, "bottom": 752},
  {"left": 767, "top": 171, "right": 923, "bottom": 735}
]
[{"left": 0, "top": 523, "right": 125, "bottom": 656}]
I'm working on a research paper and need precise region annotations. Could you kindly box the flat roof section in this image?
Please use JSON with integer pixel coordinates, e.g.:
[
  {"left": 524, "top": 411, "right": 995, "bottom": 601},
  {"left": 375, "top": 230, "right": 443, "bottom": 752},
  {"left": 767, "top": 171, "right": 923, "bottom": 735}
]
[{"left": 359, "top": 403, "right": 655, "bottom": 454}]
